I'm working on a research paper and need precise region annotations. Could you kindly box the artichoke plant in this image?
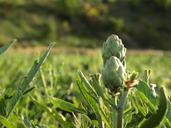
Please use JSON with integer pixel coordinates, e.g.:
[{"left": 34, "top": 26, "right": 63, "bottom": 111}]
[{"left": 76, "top": 34, "right": 169, "bottom": 128}]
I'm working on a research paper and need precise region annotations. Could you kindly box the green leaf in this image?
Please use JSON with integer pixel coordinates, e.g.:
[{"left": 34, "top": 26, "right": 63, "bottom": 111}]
[
  {"left": 77, "top": 80, "right": 110, "bottom": 128},
  {"left": 83, "top": 72, "right": 117, "bottom": 109},
  {"left": 6, "top": 43, "right": 54, "bottom": 117},
  {"left": 32, "top": 97, "right": 74, "bottom": 128},
  {"left": 166, "top": 100, "right": 171, "bottom": 121},
  {"left": 78, "top": 71, "right": 98, "bottom": 99},
  {"left": 136, "top": 80, "right": 158, "bottom": 106},
  {"left": 0, "top": 98, "right": 6, "bottom": 116},
  {"left": 50, "top": 97, "right": 86, "bottom": 114},
  {"left": 163, "top": 117, "right": 171, "bottom": 127},
  {"left": 136, "top": 91, "right": 157, "bottom": 113},
  {"left": 89, "top": 74, "right": 104, "bottom": 98},
  {"left": 139, "top": 87, "right": 168, "bottom": 128},
  {"left": 23, "top": 86, "right": 35, "bottom": 95},
  {"left": 0, "top": 39, "right": 16, "bottom": 55},
  {"left": 74, "top": 114, "right": 93, "bottom": 128},
  {"left": 0, "top": 115, "right": 16, "bottom": 128}
]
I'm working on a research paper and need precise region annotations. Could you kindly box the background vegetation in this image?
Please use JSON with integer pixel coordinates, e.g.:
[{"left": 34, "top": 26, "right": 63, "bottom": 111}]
[
  {"left": 0, "top": 0, "right": 171, "bottom": 49},
  {"left": 0, "top": 1, "right": 171, "bottom": 127}
]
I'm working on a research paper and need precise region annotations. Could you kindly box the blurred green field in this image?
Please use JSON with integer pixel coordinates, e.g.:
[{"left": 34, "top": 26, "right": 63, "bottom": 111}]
[
  {"left": 1, "top": 49, "right": 171, "bottom": 90},
  {"left": 0, "top": 49, "right": 171, "bottom": 127}
]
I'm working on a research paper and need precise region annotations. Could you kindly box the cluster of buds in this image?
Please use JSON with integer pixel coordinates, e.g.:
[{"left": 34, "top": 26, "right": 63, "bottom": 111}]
[{"left": 102, "top": 34, "right": 126, "bottom": 91}]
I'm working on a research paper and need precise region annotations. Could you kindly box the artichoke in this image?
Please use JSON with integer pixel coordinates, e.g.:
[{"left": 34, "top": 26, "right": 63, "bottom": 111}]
[
  {"left": 102, "top": 34, "right": 126, "bottom": 64},
  {"left": 102, "top": 56, "right": 125, "bottom": 91}
]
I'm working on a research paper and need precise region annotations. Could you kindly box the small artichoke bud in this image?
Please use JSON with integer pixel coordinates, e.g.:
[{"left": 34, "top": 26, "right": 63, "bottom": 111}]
[
  {"left": 102, "top": 56, "right": 125, "bottom": 91},
  {"left": 102, "top": 34, "right": 126, "bottom": 64}
]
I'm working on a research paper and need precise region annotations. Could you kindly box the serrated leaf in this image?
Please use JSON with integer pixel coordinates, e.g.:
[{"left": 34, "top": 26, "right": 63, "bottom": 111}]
[
  {"left": 77, "top": 80, "right": 110, "bottom": 128},
  {"left": 136, "top": 80, "right": 158, "bottom": 106},
  {"left": 139, "top": 87, "right": 168, "bottom": 128}
]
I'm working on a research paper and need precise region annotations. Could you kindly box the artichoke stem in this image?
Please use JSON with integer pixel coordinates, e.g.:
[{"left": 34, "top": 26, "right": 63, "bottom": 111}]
[{"left": 117, "top": 90, "right": 129, "bottom": 128}]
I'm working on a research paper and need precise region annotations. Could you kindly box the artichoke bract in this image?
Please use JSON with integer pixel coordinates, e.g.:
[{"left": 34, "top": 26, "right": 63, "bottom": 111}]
[
  {"left": 102, "top": 56, "right": 125, "bottom": 91},
  {"left": 102, "top": 34, "right": 126, "bottom": 64}
]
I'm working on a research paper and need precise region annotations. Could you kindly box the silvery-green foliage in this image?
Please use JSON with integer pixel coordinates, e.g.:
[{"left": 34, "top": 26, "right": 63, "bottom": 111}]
[
  {"left": 102, "top": 34, "right": 126, "bottom": 64},
  {"left": 102, "top": 56, "right": 125, "bottom": 91}
]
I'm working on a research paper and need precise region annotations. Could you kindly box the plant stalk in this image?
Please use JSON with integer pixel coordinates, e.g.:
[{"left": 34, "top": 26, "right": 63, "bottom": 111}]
[{"left": 117, "top": 90, "right": 129, "bottom": 128}]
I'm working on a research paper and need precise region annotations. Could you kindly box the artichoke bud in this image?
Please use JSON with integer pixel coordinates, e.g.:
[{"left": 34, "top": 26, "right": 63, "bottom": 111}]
[
  {"left": 102, "top": 34, "right": 126, "bottom": 64},
  {"left": 102, "top": 56, "right": 125, "bottom": 91}
]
